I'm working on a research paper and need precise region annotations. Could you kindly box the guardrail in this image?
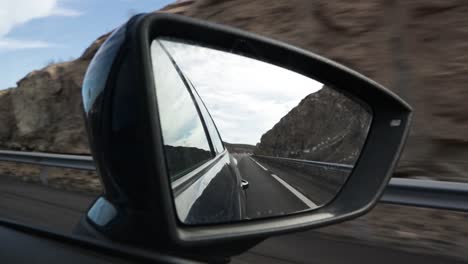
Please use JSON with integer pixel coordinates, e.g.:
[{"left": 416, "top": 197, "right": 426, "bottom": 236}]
[
  {"left": 1, "top": 150, "right": 467, "bottom": 212},
  {"left": 0, "top": 150, "right": 95, "bottom": 170},
  {"left": 253, "top": 154, "right": 353, "bottom": 171},
  {"left": 381, "top": 178, "right": 468, "bottom": 212}
]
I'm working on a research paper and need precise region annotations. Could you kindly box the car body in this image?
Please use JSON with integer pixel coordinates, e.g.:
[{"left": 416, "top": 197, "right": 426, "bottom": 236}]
[{"left": 154, "top": 45, "right": 247, "bottom": 224}]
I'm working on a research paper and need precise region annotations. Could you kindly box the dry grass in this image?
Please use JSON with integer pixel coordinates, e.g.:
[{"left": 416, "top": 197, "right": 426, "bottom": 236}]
[{"left": 0, "top": 161, "right": 102, "bottom": 194}]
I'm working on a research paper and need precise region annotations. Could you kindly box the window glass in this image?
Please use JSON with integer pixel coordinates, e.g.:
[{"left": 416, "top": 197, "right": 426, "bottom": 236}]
[
  {"left": 151, "top": 40, "right": 213, "bottom": 180},
  {"left": 188, "top": 80, "right": 225, "bottom": 154}
]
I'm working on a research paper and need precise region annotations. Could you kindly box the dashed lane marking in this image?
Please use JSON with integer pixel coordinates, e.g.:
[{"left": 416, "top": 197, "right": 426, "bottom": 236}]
[
  {"left": 250, "top": 157, "right": 268, "bottom": 171},
  {"left": 270, "top": 173, "right": 318, "bottom": 209}
]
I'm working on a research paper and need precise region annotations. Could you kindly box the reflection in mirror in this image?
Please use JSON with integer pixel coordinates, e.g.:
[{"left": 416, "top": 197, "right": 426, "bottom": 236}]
[{"left": 151, "top": 38, "right": 372, "bottom": 225}]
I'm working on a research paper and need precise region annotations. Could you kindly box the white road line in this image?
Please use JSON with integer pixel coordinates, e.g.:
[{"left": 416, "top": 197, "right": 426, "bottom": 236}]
[
  {"left": 270, "top": 174, "right": 318, "bottom": 209},
  {"left": 250, "top": 157, "right": 268, "bottom": 171}
]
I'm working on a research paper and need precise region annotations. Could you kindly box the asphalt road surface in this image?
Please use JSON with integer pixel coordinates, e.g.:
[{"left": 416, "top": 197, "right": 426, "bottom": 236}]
[
  {"left": 253, "top": 155, "right": 348, "bottom": 202},
  {"left": 0, "top": 176, "right": 94, "bottom": 233},
  {"left": 0, "top": 174, "right": 465, "bottom": 263},
  {"left": 235, "top": 154, "right": 310, "bottom": 218},
  {"left": 233, "top": 153, "right": 345, "bottom": 219},
  {"left": 232, "top": 231, "right": 467, "bottom": 264}
]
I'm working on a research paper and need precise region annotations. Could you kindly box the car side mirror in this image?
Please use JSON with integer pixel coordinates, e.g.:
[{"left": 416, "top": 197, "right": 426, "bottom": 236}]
[{"left": 81, "top": 13, "right": 412, "bottom": 260}]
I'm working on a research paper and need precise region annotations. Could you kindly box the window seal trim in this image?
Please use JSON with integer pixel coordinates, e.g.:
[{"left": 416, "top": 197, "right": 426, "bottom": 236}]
[
  {"left": 171, "top": 149, "right": 228, "bottom": 196},
  {"left": 187, "top": 77, "right": 225, "bottom": 153}
]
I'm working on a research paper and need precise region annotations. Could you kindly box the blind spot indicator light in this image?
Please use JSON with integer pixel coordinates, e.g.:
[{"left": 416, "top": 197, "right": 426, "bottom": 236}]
[{"left": 390, "top": 119, "right": 401, "bottom": 127}]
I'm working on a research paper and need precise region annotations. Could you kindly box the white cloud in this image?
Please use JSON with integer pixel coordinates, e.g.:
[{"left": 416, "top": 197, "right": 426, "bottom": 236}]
[
  {"left": 0, "top": 38, "right": 58, "bottom": 50},
  {"left": 51, "top": 7, "right": 83, "bottom": 17},
  {"left": 0, "top": 0, "right": 81, "bottom": 51},
  {"left": 159, "top": 39, "right": 324, "bottom": 146},
  {"left": 151, "top": 40, "right": 211, "bottom": 151}
]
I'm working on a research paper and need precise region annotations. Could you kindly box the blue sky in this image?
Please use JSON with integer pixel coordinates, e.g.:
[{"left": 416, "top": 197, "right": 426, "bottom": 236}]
[{"left": 0, "top": 0, "right": 173, "bottom": 89}]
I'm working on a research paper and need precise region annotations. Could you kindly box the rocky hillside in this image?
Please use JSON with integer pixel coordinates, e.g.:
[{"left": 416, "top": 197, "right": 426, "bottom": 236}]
[
  {"left": 0, "top": 33, "right": 108, "bottom": 154},
  {"left": 254, "top": 87, "right": 371, "bottom": 165},
  {"left": 0, "top": 4, "right": 186, "bottom": 154},
  {"left": 223, "top": 142, "right": 255, "bottom": 154},
  {"left": 1, "top": 0, "right": 468, "bottom": 180},
  {"left": 183, "top": 0, "right": 468, "bottom": 183}
]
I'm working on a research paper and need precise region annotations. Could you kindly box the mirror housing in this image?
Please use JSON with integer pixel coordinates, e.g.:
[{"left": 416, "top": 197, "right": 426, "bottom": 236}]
[{"left": 81, "top": 12, "right": 412, "bottom": 258}]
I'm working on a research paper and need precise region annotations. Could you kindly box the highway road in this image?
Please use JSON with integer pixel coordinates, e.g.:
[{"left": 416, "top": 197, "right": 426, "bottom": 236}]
[
  {"left": 253, "top": 155, "right": 349, "bottom": 200},
  {"left": 235, "top": 154, "right": 310, "bottom": 218},
  {"left": 0, "top": 174, "right": 465, "bottom": 263},
  {"left": 233, "top": 153, "right": 347, "bottom": 219}
]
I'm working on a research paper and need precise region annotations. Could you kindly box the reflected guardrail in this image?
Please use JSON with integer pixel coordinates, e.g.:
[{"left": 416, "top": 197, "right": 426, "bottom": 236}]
[
  {"left": 252, "top": 154, "right": 353, "bottom": 171},
  {"left": 1, "top": 150, "right": 468, "bottom": 212},
  {"left": 251, "top": 154, "right": 350, "bottom": 194}
]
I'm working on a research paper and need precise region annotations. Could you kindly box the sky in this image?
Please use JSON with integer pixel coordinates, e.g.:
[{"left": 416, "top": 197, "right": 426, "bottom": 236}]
[
  {"left": 0, "top": 0, "right": 173, "bottom": 89},
  {"left": 159, "top": 39, "right": 324, "bottom": 146}
]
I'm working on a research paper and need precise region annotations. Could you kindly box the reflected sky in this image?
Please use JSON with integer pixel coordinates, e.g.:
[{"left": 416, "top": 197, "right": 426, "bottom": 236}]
[
  {"left": 159, "top": 39, "right": 323, "bottom": 145},
  {"left": 151, "top": 40, "right": 211, "bottom": 151}
]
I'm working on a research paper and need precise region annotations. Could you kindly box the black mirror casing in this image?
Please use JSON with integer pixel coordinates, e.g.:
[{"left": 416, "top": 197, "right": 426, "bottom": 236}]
[{"left": 82, "top": 12, "right": 412, "bottom": 259}]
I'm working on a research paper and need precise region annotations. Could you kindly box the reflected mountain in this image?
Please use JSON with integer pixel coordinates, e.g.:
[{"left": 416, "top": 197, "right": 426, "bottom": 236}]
[
  {"left": 254, "top": 87, "right": 371, "bottom": 165},
  {"left": 223, "top": 142, "right": 256, "bottom": 154},
  {"left": 164, "top": 145, "right": 212, "bottom": 179}
]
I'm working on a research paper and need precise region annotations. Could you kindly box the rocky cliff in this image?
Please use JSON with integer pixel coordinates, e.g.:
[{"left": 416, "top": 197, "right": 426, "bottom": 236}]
[
  {"left": 182, "top": 0, "right": 468, "bottom": 183},
  {"left": 254, "top": 87, "right": 371, "bottom": 165},
  {"left": 2, "top": 0, "right": 467, "bottom": 181},
  {"left": 0, "top": 33, "right": 109, "bottom": 154},
  {"left": 223, "top": 142, "right": 255, "bottom": 154},
  {"left": 0, "top": 3, "right": 186, "bottom": 154}
]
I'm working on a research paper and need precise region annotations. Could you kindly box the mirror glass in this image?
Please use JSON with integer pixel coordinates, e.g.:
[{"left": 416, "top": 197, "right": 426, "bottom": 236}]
[{"left": 150, "top": 38, "right": 372, "bottom": 225}]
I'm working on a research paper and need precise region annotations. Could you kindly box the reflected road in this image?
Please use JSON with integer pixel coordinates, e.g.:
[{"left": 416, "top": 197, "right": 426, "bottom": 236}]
[
  {"left": 233, "top": 153, "right": 345, "bottom": 219},
  {"left": 235, "top": 154, "right": 310, "bottom": 218}
]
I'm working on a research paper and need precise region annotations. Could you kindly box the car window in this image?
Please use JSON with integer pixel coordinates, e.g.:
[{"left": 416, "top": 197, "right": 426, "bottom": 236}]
[
  {"left": 151, "top": 40, "right": 213, "bottom": 180},
  {"left": 188, "top": 79, "right": 225, "bottom": 154}
]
